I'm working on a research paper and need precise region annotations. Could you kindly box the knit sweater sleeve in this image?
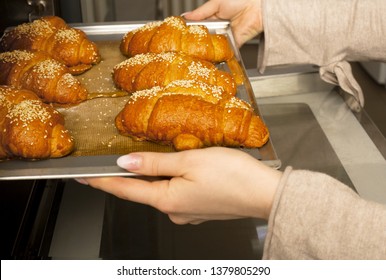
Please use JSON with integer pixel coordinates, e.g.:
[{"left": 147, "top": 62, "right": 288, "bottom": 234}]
[
  {"left": 258, "top": 0, "right": 386, "bottom": 111},
  {"left": 263, "top": 167, "right": 386, "bottom": 259}
]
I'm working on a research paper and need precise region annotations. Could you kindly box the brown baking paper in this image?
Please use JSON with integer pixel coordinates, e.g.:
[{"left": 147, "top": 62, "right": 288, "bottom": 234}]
[{"left": 57, "top": 40, "right": 174, "bottom": 156}]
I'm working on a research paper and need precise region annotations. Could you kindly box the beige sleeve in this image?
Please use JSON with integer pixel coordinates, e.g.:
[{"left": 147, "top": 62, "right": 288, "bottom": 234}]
[
  {"left": 258, "top": 0, "right": 386, "bottom": 111},
  {"left": 263, "top": 167, "right": 386, "bottom": 259}
]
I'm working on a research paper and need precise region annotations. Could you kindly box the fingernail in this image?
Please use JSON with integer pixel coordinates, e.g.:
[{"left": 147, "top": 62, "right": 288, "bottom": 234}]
[
  {"left": 117, "top": 154, "right": 142, "bottom": 170},
  {"left": 75, "top": 178, "right": 89, "bottom": 185},
  {"left": 180, "top": 11, "right": 191, "bottom": 18}
]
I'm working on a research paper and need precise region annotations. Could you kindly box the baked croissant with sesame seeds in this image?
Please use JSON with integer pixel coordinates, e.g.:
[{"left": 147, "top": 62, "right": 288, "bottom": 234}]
[
  {"left": 113, "top": 52, "right": 237, "bottom": 96},
  {"left": 0, "top": 50, "right": 88, "bottom": 104},
  {"left": 0, "top": 16, "right": 101, "bottom": 75},
  {"left": 115, "top": 80, "right": 269, "bottom": 151},
  {"left": 0, "top": 86, "right": 74, "bottom": 159},
  {"left": 120, "top": 16, "right": 234, "bottom": 64}
]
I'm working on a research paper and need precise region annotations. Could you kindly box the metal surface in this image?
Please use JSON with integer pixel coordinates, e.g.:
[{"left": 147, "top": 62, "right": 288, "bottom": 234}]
[
  {"left": 0, "top": 20, "right": 280, "bottom": 181},
  {"left": 260, "top": 103, "right": 353, "bottom": 188},
  {"left": 27, "top": 0, "right": 51, "bottom": 21},
  {"left": 0, "top": 155, "right": 132, "bottom": 180},
  {"left": 251, "top": 73, "right": 386, "bottom": 205}
]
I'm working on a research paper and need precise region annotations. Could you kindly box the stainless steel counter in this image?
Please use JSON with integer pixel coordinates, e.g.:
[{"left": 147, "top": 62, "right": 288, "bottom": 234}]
[
  {"left": 47, "top": 70, "right": 386, "bottom": 259},
  {"left": 251, "top": 71, "right": 386, "bottom": 205}
]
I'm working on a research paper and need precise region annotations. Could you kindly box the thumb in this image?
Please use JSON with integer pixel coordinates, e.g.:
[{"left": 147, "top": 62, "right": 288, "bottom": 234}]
[
  {"left": 117, "top": 152, "right": 187, "bottom": 177},
  {"left": 182, "top": 1, "right": 220, "bottom": 20}
]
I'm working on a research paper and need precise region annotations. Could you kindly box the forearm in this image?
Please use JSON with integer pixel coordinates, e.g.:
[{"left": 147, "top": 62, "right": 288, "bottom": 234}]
[
  {"left": 258, "top": 0, "right": 386, "bottom": 70},
  {"left": 263, "top": 167, "right": 386, "bottom": 259}
]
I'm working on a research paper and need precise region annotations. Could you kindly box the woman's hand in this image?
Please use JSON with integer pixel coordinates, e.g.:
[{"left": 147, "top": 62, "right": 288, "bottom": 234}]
[
  {"left": 80, "top": 147, "right": 281, "bottom": 225},
  {"left": 183, "top": 0, "right": 264, "bottom": 47}
]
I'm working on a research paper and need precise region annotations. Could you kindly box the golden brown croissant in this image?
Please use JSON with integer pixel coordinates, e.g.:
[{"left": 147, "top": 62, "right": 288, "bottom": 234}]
[
  {"left": 0, "top": 16, "right": 101, "bottom": 74},
  {"left": 115, "top": 80, "right": 269, "bottom": 151},
  {"left": 0, "top": 50, "right": 88, "bottom": 104},
  {"left": 113, "top": 52, "right": 237, "bottom": 95},
  {"left": 0, "top": 86, "right": 74, "bottom": 159},
  {"left": 120, "top": 16, "right": 234, "bottom": 63}
]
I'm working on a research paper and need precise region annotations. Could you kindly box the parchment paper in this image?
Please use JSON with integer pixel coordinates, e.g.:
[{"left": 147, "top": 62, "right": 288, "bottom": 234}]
[{"left": 57, "top": 40, "right": 175, "bottom": 156}]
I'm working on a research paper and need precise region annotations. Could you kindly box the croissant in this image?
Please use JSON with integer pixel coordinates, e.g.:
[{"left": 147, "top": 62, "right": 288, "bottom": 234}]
[
  {"left": 0, "top": 16, "right": 101, "bottom": 74},
  {"left": 113, "top": 52, "right": 236, "bottom": 95},
  {"left": 115, "top": 80, "right": 269, "bottom": 151},
  {"left": 0, "top": 86, "right": 74, "bottom": 159},
  {"left": 120, "top": 16, "right": 234, "bottom": 63},
  {"left": 0, "top": 50, "right": 88, "bottom": 104}
]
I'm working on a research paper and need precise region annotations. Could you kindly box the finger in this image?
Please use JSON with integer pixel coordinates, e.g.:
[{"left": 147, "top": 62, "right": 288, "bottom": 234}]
[
  {"left": 168, "top": 213, "right": 246, "bottom": 225},
  {"left": 182, "top": 0, "right": 220, "bottom": 20},
  {"left": 230, "top": 15, "right": 263, "bottom": 47},
  {"left": 233, "top": 31, "right": 248, "bottom": 48},
  {"left": 86, "top": 176, "right": 170, "bottom": 207},
  {"left": 117, "top": 151, "right": 190, "bottom": 177},
  {"left": 168, "top": 214, "right": 205, "bottom": 225}
]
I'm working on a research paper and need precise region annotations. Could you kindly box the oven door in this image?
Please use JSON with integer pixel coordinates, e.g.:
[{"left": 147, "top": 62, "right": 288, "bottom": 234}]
[{"left": 0, "top": 0, "right": 59, "bottom": 34}]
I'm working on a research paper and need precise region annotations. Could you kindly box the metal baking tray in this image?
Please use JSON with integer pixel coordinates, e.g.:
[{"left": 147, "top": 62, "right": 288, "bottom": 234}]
[{"left": 0, "top": 20, "right": 280, "bottom": 181}]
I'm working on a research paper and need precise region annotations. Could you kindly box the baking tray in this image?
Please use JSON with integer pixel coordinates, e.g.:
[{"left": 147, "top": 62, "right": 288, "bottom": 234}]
[{"left": 0, "top": 20, "right": 281, "bottom": 180}]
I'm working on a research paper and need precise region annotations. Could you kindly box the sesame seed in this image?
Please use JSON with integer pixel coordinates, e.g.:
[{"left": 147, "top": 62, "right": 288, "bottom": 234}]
[
  {"left": 54, "top": 28, "right": 80, "bottom": 44},
  {"left": 187, "top": 25, "right": 208, "bottom": 37},
  {"left": 8, "top": 18, "right": 54, "bottom": 41},
  {"left": 0, "top": 50, "right": 35, "bottom": 63},
  {"left": 187, "top": 61, "right": 212, "bottom": 79},
  {"left": 61, "top": 73, "right": 78, "bottom": 88},
  {"left": 114, "top": 52, "right": 176, "bottom": 70},
  {"left": 6, "top": 100, "right": 51, "bottom": 124},
  {"left": 128, "top": 21, "right": 162, "bottom": 37},
  {"left": 33, "top": 59, "right": 62, "bottom": 79},
  {"left": 124, "top": 16, "right": 185, "bottom": 40},
  {"left": 164, "top": 16, "right": 185, "bottom": 30},
  {"left": 128, "top": 80, "right": 226, "bottom": 105},
  {"left": 0, "top": 87, "right": 14, "bottom": 111},
  {"left": 225, "top": 97, "right": 252, "bottom": 111}
]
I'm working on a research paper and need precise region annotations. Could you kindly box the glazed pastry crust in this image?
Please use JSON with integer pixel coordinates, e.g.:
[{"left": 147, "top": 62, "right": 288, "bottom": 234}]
[
  {"left": 115, "top": 80, "right": 269, "bottom": 150},
  {"left": 113, "top": 52, "right": 237, "bottom": 95},
  {"left": 0, "top": 16, "right": 101, "bottom": 74},
  {"left": 120, "top": 16, "right": 234, "bottom": 63},
  {"left": 0, "top": 86, "right": 74, "bottom": 159},
  {"left": 0, "top": 50, "right": 88, "bottom": 104}
]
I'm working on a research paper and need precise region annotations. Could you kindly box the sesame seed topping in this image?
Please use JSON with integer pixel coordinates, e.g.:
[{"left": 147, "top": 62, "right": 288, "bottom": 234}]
[
  {"left": 0, "top": 50, "right": 35, "bottom": 63},
  {"left": 187, "top": 61, "right": 212, "bottom": 79},
  {"left": 187, "top": 25, "right": 208, "bottom": 37},
  {"left": 127, "top": 80, "right": 226, "bottom": 105},
  {"left": 225, "top": 97, "right": 252, "bottom": 111},
  {"left": 166, "top": 80, "right": 225, "bottom": 100},
  {"left": 129, "top": 21, "right": 162, "bottom": 36},
  {"left": 164, "top": 16, "right": 185, "bottom": 30},
  {"left": 9, "top": 18, "right": 54, "bottom": 40},
  {"left": 61, "top": 73, "right": 78, "bottom": 88},
  {"left": 0, "top": 87, "right": 15, "bottom": 111},
  {"left": 33, "top": 59, "right": 63, "bottom": 79},
  {"left": 128, "top": 86, "right": 162, "bottom": 104},
  {"left": 6, "top": 100, "right": 51, "bottom": 125},
  {"left": 54, "top": 28, "right": 80, "bottom": 43},
  {"left": 126, "top": 16, "right": 185, "bottom": 38},
  {"left": 115, "top": 52, "right": 177, "bottom": 70}
]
